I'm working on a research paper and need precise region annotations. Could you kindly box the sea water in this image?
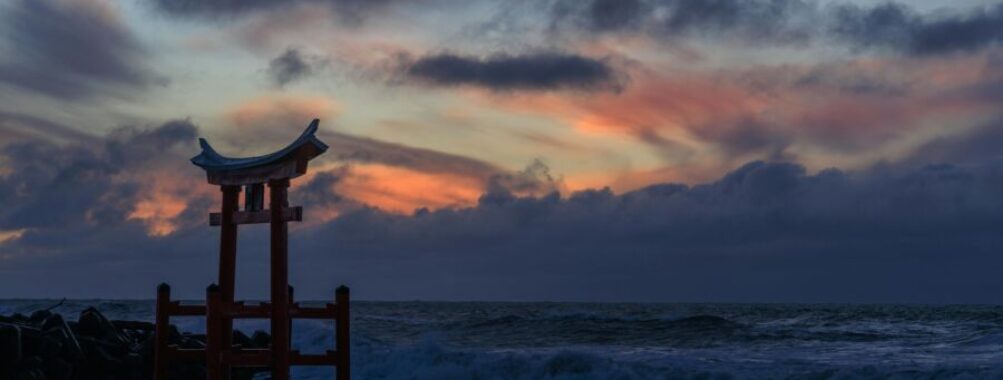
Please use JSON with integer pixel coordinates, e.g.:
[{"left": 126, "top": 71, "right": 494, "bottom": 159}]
[{"left": 3, "top": 300, "right": 1003, "bottom": 379}]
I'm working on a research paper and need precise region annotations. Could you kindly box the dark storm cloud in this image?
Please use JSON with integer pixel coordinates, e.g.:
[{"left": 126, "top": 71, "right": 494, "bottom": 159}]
[
  {"left": 550, "top": 0, "right": 648, "bottom": 33},
  {"left": 295, "top": 160, "right": 1003, "bottom": 303},
  {"left": 660, "top": 0, "right": 813, "bottom": 42},
  {"left": 0, "top": 0, "right": 160, "bottom": 100},
  {"left": 553, "top": 0, "right": 1003, "bottom": 55},
  {"left": 151, "top": 0, "right": 400, "bottom": 24},
  {"left": 267, "top": 48, "right": 325, "bottom": 88},
  {"left": 552, "top": 0, "right": 814, "bottom": 44},
  {"left": 831, "top": 2, "right": 1003, "bottom": 55},
  {"left": 404, "top": 53, "right": 624, "bottom": 91},
  {"left": 152, "top": 0, "right": 295, "bottom": 15}
]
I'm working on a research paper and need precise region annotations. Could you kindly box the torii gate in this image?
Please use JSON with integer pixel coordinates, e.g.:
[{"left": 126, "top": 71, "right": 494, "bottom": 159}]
[{"left": 153, "top": 119, "right": 350, "bottom": 380}]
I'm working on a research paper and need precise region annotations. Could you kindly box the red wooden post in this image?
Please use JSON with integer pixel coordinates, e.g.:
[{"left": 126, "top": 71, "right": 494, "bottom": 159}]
[
  {"left": 335, "top": 286, "right": 350, "bottom": 380},
  {"left": 206, "top": 284, "right": 222, "bottom": 380},
  {"left": 288, "top": 285, "right": 295, "bottom": 349},
  {"left": 218, "top": 185, "right": 240, "bottom": 380},
  {"left": 154, "top": 283, "right": 171, "bottom": 380},
  {"left": 269, "top": 179, "right": 291, "bottom": 380}
]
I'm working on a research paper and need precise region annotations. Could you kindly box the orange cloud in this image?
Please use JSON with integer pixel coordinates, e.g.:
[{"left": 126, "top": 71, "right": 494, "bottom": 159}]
[
  {"left": 0, "top": 228, "right": 26, "bottom": 245},
  {"left": 123, "top": 171, "right": 214, "bottom": 237},
  {"left": 490, "top": 76, "right": 756, "bottom": 137},
  {"left": 478, "top": 53, "right": 999, "bottom": 170},
  {"left": 128, "top": 195, "right": 187, "bottom": 237},
  {"left": 335, "top": 163, "right": 484, "bottom": 214}
]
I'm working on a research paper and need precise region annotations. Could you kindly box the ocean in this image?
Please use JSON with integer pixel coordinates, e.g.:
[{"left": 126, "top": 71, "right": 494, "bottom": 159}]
[{"left": 3, "top": 300, "right": 1003, "bottom": 379}]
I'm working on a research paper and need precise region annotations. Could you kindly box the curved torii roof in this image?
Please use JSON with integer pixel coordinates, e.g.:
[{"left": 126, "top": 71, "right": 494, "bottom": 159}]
[{"left": 191, "top": 119, "right": 328, "bottom": 185}]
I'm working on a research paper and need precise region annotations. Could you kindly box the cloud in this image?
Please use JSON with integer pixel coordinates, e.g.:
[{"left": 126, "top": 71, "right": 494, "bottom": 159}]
[
  {"left": 659, "top": 0, "right": 814, "bottom": 43},
  {"left": 831, "top": 2, "right": 1003, "bottom": 55},
  {"left": 550, "top": 0, "right": 648, "bottom": 33},
  {"left": 0, "top": 118, "right": 224, "bottom": 298},
  {"left": 267, "top": 47, "right": 326, "bottom": 87},
  {"left": 0, "top": 111, "right": 101, "bottom": 145},
  {"left": 487, "top": 52, "right": 1000, "bottom": 171},
  {"left": 0, "top": 0, "right": 161, "bottom": 100},
  {"left": 293, "top": 141, "right": 563, "bottom": 215},
  {"left": 290, "top": 159, "right": 1003, "bottom": 303},
  {"left": 0, "top": 120, "right": 202, "bottom": 232},
  {"left": 3, "top": 120, "right": 1003, "bottom": 303},
  {"left": 226, "top": 94, "right": 337, "bottom": 130},
  {"left": 906, "top": 119, "right": 1003, "bottom": 166},
  {"left": 152, "top": 0, "right": 297, "bottom": 16},
  {"left": 219, "top": 94, "right": 564, "bottom": 215},
  {"left": 551, "top": 0, "right": 1003, "bottom": 55},
  {"left": 324, "top": 132, "right": 504, "bottom": 179},
  {"left": 323, "top": 164, "right": 487, "bottom": 214},
  {"left": 483, "top": 71, "right": 777, "bottom": 163},
  {"left": 223, "top": 94, "right": 339, "bottom": 150},
  {"left": 151, "top": 0, "right": 402, "bottom": 24},
  {"left": 551, "top": 0, "right": 815, "bottom": 45},
  {"left": 404, "top": 52, "right": 625, "bottom": 92}
]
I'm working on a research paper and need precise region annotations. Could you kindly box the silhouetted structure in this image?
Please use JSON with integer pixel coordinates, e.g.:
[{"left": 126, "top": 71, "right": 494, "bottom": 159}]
[{"left": 153, "top": 119, "right": 350, "bottom": 380}]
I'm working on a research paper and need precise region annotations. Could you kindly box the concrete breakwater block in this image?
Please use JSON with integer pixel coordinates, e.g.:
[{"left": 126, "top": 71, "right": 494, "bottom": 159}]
[{"left": 0, "top": 308, "right": 272, "bottom": 380}]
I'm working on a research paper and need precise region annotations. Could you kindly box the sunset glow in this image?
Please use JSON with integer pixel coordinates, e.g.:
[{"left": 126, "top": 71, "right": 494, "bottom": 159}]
[{"left": 1, "top": 0, "right": 1003, "bottom": 305}]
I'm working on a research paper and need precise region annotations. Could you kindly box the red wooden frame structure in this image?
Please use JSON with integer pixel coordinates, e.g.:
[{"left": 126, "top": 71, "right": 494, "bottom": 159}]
[{"left": 153, "top": 120, "right": 349, "bottom": 380}]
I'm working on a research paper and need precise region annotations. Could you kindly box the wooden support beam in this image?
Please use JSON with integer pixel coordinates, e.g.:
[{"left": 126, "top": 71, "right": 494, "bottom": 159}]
[
  {"left": 209, "top": 207, "right": 302, "bottom": 226},
  {"left": 244, "top": 183, "right": 264, "bottom": 211},
  {"left": 220, "top": 349, "right": 272, "bottom": 367},
  {"left": 206, "top": 284, "right": 223, "bottom": 380},
  {"left": 289, "top": 304, "right": 339, "bottom": 319},
  {"left": 168, "top": 347, "right": 206, "bottom": 361},
  {"left": 153, "top": 284, "right": 170, "bottom": 380},
  {"left": 335, "top": 286, "right": 350, "bottom": 380},
  {"left": 217, "top": 185, "right": 239, "bottom": 380},
  {"left": 269, "top": 179, "right": 292, "bottom": 380},
  {"left": 288, "top": 286, "right": 294, "bottom": 350},
  {"left": 168, "top": 302, "right": 207, "bottom": 316},
  {"left": 290, "top": 351, "right": 339, "bottom": 366},
  {"left": 224, "top": 302, "right": 272, "bottom": 319}
]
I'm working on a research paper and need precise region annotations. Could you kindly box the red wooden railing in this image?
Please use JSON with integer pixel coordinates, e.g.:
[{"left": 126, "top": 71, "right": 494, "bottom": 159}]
[{"left": 152, "top": 284, "right": 349, "bottom": 379}]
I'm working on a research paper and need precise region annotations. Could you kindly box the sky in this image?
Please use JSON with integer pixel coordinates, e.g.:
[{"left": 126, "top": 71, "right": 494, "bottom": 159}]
[{"left": 1, "top": 0, "right": 1003, "bottom": 303}]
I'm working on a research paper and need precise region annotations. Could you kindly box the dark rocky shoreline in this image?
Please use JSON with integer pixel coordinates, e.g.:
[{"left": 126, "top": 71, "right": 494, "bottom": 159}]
[{"left": 0, "top": 307, "right": 271, "bottom": 380}]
